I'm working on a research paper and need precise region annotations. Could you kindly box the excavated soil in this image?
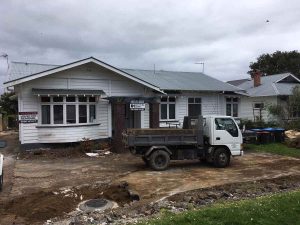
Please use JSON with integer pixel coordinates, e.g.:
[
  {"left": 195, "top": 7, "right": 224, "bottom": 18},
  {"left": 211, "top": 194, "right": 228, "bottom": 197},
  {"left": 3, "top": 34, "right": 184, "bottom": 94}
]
[
  {"left": 49, "top": 174, "right": 300, "bottom": 225},
  {"left": 1, "top": 132, "right": 300, "bottom": 225},
  {"left": 0, "top": 182, "right": 134, "bottom": 225}
]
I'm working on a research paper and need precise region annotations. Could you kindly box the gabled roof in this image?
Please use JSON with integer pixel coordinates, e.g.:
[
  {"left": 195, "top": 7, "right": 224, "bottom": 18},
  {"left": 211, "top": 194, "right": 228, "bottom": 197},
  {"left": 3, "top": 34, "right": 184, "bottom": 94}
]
[
  {"left": 4, "top": 57, "right": 241, "bottom": 93},
  {"left": 230, "top": 73, "right": 300, "bottom": 97},
  {"left": 4, "top": 57, "right": 163, "bottom": 93}
]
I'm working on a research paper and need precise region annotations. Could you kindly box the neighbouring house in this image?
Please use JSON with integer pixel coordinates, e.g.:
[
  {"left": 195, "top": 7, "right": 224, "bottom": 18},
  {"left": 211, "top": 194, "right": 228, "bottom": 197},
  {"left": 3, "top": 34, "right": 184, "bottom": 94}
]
[
  {"left": 3, "top": 57, "right": 241, "bottom": 151},
  {"left": 228, "top": 71, "right": 300, "bottom": 122}
]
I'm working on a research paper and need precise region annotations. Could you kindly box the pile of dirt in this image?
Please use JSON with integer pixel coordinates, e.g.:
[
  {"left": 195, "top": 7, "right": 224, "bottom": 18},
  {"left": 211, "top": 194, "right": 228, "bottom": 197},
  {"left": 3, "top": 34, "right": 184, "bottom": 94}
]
[
  {"left": 0, "top": 182, "right": 134, "bottom": 225},
  {"left": 50, "top": 175, "right": 300, "bottom": 225},
  {"left": 18, "top": 147, "right": 87, "bottom": 159},
  {"left": 285, "top": 130, "right": 300, "bottom": 148},
  {"left": 167, "top": 174, "right": 300, "bottom": 203}
]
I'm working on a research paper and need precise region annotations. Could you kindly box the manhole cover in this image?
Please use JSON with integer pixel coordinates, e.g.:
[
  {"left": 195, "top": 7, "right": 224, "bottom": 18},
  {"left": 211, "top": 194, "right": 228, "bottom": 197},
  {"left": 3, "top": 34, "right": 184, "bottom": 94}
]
[
  {"left": 78, "top": 198, "right": 115, "bottom": 213},
  {"left": 85, "top": 199, "right": 107, "bottom": 208}
]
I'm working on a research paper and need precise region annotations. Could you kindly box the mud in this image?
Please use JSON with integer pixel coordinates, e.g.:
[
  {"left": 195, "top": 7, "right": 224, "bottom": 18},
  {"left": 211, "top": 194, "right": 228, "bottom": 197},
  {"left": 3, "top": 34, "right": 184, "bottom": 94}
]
[
  {"left": 1, "top": 131, "right": 300, "bottom": 225},
  {"left": 1, "top": 182, "right": 134, "bottom": 225},
  {"left": 50, "top": 174, "right": 300, "bottom": 225}
]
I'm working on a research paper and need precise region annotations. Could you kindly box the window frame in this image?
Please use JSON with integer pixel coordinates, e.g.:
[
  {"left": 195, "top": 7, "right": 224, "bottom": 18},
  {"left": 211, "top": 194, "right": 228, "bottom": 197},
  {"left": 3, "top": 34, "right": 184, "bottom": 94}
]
[
  {"left": 188, "top": 97, "right": 202, "bottom": 117},
  {"left": 160, "top": 96, "right": 176, "bottom": 121},
  {"left": 39, "top": 96, "right": 97, "bottom": 126},
  {"left": 226, "top": 97, "right": 239, "bottom": 117}
]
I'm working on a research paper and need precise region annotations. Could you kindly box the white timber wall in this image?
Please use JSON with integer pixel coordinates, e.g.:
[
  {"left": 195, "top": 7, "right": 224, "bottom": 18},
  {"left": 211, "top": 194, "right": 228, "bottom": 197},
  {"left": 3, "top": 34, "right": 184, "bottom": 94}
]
[
  {"left": 17, "top": 63, "right": 147, "bottom": 144},
  {"left": 169, "top": 92, "right": 224, "bottom": 127},
  {"left": 239, "top": 96, "right": 278, "bottom": 121}
]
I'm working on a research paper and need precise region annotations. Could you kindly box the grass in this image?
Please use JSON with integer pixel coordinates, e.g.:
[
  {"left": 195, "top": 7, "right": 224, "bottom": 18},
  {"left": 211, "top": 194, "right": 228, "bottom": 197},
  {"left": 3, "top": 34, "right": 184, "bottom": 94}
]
[
  {"left": 137, "top": 190, "right": 300, "bottom": 225},
  {"left": 246, "top": 143, "right": 300, "bottom": 158}
]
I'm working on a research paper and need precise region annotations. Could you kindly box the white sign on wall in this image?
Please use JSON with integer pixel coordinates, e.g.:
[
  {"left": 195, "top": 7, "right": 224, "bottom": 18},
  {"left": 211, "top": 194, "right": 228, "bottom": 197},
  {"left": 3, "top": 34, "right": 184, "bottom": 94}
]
[
  {"left": 19, "top": 112, "right": 38, "bottom": 123},
  {"left": 130, "top": 100, "right": 145, "bottom": 111}
]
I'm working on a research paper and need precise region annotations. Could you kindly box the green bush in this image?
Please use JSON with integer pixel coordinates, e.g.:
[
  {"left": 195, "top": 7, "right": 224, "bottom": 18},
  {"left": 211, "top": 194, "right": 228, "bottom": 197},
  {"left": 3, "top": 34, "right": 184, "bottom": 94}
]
[{"left": 240, "top": 119, "right": 279, "bottom": 129}]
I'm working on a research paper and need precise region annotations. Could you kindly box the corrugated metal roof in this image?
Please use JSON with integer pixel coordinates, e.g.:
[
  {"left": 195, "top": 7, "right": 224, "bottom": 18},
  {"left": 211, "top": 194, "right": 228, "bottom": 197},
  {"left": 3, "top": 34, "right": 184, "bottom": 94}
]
[
  {"left": 6, "top": 60, "right": 241, "bottom": 92},
  {"left": 121, "top": 69, "right": 241, "bottom": 91},
  {"left": 234, "top": 73, "right": 300, "bottom": 96},
  {"left": 9, "top": 62, "right": 59, "bottom": 81},
  {"left": 227, "top": 78, "right": 250, "bottom": 86}
]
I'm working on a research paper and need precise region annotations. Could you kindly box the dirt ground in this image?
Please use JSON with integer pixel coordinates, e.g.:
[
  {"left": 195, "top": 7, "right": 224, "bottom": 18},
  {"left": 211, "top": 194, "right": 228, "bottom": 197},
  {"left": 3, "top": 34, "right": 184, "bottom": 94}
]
[{"left": 0, "top": 131, "right": 300, "bottom": 225}]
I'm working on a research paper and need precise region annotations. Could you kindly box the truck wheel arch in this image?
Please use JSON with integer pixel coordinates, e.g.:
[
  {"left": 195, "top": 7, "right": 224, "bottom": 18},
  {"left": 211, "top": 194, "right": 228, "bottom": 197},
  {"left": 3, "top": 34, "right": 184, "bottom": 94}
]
[
  {"left": 145, "top": 146, "right": 171, "bottom": 158},
  {"left": 212, "top": 146, "right": 231, "bottom": 156}
]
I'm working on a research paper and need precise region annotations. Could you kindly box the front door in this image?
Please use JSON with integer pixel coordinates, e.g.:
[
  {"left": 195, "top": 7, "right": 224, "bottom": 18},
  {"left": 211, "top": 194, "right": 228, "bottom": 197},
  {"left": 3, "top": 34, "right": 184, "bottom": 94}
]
[{"left": 125, "top": 104, "right": 141, "bottom": 128}]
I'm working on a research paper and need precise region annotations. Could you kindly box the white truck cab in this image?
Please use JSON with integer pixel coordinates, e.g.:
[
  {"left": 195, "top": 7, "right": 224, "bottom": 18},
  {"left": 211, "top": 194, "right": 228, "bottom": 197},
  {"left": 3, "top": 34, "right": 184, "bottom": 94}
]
[{"left": 203, "top": 115, "right": 243, "bottom": 157}]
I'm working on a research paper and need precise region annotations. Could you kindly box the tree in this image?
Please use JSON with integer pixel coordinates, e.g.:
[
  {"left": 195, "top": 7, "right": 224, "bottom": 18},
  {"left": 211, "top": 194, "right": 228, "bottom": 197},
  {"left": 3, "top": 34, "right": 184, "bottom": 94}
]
[
  {"left": 0, "top": 92, "right": 18, "bottom": 115},
  {"left": 249, "top": 50, "right": 300, "bottom": 78}
]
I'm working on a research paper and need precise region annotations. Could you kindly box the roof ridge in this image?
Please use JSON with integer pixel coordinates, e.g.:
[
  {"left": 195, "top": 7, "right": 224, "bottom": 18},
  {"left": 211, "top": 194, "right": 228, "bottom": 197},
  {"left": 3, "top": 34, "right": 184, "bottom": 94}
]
[{"left": 122, "top": 68, "right": 206, "bottom": 74}]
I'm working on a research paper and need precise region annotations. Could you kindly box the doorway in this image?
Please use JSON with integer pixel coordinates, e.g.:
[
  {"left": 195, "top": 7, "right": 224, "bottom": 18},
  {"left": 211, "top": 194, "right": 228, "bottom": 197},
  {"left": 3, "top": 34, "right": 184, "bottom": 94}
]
[{"left": 125, "top": 104, "right": 141, "bottom": 128}]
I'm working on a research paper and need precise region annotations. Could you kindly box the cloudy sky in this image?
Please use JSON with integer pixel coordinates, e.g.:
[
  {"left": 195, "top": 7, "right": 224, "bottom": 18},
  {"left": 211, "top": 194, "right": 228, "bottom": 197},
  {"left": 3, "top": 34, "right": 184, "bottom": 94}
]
[{"left": 1, "top": 0, "right": 300, "bottom": 88}]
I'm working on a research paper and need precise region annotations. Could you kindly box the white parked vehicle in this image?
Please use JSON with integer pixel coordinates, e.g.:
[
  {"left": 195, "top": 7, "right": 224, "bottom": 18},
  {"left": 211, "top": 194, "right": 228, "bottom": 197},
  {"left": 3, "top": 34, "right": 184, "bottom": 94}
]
[
  {"left": 0, "top": 154, "right": 3, "bottom": 191},
  {"left": 123, "top": 115, "right": 243, "bottom": 170}
]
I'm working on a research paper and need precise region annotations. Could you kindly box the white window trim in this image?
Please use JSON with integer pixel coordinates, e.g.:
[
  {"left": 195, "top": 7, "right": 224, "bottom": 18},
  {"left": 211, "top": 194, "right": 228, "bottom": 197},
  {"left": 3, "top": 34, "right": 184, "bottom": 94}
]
[
  {"left": 226, "top": 97, "right": 239, "bottom": 117},
  {"left": 160, "top": 96, "right": 177, "bottom": 121},
  {"left": 38, "top": 95, "right": 98, "bottom": 127},
  {"left": 188, "top": 97, "right": 202, "bottom": 117}
]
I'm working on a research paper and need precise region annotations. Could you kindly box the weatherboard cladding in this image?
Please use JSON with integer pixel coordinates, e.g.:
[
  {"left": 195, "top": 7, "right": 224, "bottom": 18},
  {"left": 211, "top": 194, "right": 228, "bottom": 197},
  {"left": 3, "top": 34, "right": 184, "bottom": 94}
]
[{"left": 7, "top": 60, "right": 240, "bottom": 92}]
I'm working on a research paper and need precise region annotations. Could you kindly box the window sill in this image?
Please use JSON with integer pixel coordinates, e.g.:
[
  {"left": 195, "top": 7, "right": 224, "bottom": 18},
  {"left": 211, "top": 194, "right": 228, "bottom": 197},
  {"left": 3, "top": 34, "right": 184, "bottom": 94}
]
[{"left": 36, "top": 123, "right": 101, "bottom": 128}]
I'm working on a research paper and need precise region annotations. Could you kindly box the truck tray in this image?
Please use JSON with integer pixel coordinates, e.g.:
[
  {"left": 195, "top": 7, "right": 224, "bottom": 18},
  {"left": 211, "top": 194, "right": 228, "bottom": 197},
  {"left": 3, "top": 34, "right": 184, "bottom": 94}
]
[{"left": 125, "top": 128, "right": 197, "bottom": 135}]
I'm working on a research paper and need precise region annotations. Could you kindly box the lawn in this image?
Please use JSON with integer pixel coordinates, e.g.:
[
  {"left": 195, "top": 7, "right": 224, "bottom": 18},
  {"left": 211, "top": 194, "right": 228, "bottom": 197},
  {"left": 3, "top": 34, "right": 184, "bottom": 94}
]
[
  {"left": 137, "top": 190, "right": 300, "bottom": 225},
  {"left": 245, "top": 143, "right": 300, "bottom": 158}
]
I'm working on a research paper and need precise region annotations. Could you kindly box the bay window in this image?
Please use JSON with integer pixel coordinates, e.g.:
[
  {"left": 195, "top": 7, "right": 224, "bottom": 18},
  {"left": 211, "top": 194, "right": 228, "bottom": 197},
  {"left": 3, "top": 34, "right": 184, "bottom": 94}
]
[
  {"left": 160, "top": 97, "right": 176, "bottom": 120},
  {"left": 40, "top": 96, "right": 97, "bottom": 126}
]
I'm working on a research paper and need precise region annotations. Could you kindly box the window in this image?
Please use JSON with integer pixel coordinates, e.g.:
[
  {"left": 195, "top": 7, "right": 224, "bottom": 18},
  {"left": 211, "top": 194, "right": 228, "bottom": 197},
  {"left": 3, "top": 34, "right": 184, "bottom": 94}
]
[
  {"left": 215, "top": 118, "right": 238, "bottom": 137},
  {"left": 291, "top": 106, "right": 300, "bottom": 118},
  {"left": 79, "top": 105, "right": 87, "bottom": 123},
  {"left": 253, "top": 103, "right": 264, "bottom": 109},
  {"left": 89, "top": 105, "right": 96, "bottom": 122},
  {"left": 41, "top": 105, "right": 50, "bottom": 124},
  {"left": 160, "top": 97, "right": 176, "bottom": 120},
  {"left": 66, "top": 105, "right": 76, "bottom": 124},
  {"left": 40, "top": 96, "right": 97, "bottom": 125},
  {"left": 53, "top": 105, "right": 63, "bottom": 124},
  {"left": 226, "top": 97, "right": 238, "bottom": 117},
  {"left": 188, "top": 97, "right": 201, "bottom": 117}
]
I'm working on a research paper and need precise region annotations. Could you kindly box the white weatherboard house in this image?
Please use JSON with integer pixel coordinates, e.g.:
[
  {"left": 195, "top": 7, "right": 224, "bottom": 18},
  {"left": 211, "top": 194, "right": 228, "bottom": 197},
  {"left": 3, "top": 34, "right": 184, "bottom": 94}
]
[
  {"left": 4, "top": 57, "right": 241, "bottom": 151},
  {"left": 228, "top": 71, "right": 300, "bottom": 122}
]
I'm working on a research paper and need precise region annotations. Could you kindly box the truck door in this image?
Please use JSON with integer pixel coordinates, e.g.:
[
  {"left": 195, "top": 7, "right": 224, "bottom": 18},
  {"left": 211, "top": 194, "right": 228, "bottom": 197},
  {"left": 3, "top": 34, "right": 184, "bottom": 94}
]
[{"left": 213, "top": 118, "right": 241, "bottom": 155}]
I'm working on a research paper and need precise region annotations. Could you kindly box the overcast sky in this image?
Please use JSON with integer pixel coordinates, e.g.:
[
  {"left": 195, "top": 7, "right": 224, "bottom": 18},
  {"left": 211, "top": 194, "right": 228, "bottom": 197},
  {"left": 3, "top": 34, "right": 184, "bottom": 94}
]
[{"left": 1, "top": 0, "right": 300, "bottom": 88}]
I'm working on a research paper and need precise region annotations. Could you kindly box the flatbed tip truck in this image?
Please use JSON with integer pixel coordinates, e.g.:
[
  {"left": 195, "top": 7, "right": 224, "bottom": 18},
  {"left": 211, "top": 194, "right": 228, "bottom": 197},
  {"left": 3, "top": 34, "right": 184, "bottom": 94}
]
[{"left": 122, "top": 115, "right": 243, "bottom": 171}]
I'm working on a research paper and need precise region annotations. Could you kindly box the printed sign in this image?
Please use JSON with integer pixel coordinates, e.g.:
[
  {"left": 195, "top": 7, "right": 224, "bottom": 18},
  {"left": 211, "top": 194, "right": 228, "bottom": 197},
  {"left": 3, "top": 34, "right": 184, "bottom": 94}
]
[
  {"left": 19, "top": 112, "right": 38, "bottom": 123},
  {"left": 130, "top": 100, "right": 145, "bottom": 111}
]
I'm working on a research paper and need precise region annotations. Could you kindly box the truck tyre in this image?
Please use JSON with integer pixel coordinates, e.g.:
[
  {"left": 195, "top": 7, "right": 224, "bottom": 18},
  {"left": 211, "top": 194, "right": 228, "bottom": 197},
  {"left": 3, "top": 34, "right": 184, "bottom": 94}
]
[
  {"left": 149, "top": 150, "right": 170, "bottom": 171},
  {"left": 213, "top": 148, "right": 230, "bottom": 168}
]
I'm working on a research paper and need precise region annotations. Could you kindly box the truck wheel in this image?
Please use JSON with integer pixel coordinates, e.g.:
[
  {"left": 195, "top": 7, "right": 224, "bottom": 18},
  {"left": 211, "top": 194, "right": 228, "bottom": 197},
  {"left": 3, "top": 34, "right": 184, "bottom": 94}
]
[
  {"left": 149, "top": 150, "right": 170, "bottom": 171},
  {"left": 213, "top": 148, "right": 230, "bottom": 168}
]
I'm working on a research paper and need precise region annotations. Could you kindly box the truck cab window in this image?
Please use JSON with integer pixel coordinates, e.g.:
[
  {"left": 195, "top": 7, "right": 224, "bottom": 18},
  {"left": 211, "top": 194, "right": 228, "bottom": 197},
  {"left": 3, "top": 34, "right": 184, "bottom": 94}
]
[{"left": 215, "top": 118, "right": 238, "bottom": 137}]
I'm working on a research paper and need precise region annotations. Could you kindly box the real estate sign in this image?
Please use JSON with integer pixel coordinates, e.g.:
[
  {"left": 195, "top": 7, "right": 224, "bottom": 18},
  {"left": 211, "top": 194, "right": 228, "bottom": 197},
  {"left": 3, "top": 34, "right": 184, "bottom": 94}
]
[
  {"left": 130, "top": 100, "right": 145, "bottom": 111},
  {"left": 19, "top": 112, "right": 38, "bottom": 123}
]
